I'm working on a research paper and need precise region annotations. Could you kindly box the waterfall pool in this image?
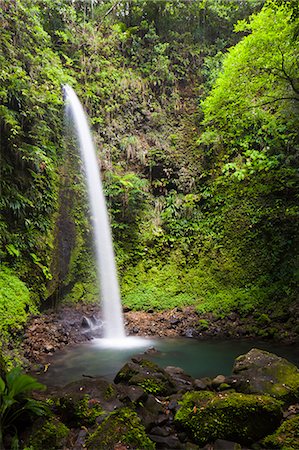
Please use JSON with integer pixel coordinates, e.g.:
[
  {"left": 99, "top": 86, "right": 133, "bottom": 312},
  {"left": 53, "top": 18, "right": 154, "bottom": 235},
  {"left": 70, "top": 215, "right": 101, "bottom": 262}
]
[{"left": 37, "top": 337, "right": 299, "bottom": 386}]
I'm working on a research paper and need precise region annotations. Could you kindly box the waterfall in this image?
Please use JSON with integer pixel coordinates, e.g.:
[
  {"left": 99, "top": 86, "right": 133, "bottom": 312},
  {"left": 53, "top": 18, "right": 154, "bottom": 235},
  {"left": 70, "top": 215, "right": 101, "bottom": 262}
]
[{"left": 63, "top": 85, "right": 125, "bottom": 340}]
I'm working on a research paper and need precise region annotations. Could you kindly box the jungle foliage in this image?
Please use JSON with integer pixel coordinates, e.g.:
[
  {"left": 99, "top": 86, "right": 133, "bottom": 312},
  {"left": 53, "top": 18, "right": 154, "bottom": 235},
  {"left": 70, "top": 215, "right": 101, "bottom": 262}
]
[{"left": 0, "top": 0, "right": 298, "bottom": 333}]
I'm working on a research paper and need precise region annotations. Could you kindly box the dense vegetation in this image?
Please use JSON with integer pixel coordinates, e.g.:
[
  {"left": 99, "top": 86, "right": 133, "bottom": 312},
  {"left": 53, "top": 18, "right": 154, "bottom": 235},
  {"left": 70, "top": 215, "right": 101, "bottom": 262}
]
[{"left": 0, "top": 0, "right": 298, "bottom": 348}]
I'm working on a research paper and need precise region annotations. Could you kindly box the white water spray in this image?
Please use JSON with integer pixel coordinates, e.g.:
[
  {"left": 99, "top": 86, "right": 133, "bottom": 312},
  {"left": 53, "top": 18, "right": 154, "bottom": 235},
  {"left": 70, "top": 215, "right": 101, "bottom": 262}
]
[{"left": 64, "top": 85, "right": 125, "bottom": 340}]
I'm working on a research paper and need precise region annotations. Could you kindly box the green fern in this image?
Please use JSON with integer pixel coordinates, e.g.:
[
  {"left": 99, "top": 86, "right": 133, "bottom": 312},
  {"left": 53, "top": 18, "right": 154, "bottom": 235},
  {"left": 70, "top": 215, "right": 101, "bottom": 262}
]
[{"left": 0, "top": 367, "right": 47, "bottom": 449}]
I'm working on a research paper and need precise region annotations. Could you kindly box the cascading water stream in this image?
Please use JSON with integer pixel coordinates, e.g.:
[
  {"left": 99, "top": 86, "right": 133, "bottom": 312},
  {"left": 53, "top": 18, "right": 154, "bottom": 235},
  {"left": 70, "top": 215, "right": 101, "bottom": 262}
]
[{"left": 63, "top": 85, "right": 125, "bottom": 341}]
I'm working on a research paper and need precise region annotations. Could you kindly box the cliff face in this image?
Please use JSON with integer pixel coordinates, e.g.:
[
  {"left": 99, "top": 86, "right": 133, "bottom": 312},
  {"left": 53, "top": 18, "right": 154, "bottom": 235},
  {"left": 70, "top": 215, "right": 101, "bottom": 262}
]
[{"left": 1, "top": 0, "right": 298, "bottom": 336}]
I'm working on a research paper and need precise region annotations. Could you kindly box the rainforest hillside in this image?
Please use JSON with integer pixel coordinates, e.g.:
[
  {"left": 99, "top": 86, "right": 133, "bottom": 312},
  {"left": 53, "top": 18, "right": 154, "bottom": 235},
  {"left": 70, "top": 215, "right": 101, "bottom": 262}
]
[{"left": 0, "top": 0, "right": 298, "bottom": 348}]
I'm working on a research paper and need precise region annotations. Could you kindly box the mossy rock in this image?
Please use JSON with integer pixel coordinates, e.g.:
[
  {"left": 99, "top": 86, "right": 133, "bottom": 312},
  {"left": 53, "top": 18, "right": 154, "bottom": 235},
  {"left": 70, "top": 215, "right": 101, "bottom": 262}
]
[
  {"left": 55, "top": 394, "right": 104, "bottom": 427},
  {"left": 232, "top": 348, "right": 299, "bottom": 404},
  {"left": 262, "top": 415, "right": 299, "bottom": 449},
  {"left": 174, "top": 390, "right": 282, "bottom": 446},
  {"left": 29, "top": 417, "right": 69, "bottom": 450},
  {"left": 86, "top": 407, "right": 155, "bottom": 450},
  {"left": 114, "top": 358, "right": 176, "bottom": 396}
]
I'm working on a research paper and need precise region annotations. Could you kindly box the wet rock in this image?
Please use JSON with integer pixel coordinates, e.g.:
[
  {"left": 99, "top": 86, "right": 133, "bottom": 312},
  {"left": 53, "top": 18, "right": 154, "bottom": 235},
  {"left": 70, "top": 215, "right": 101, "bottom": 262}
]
[
  {"left": 231, "top": 348, "right": 299, "bottom": 404},
  {"left": 144, "top": 346, "right": 159, "bottom": 355},
  {"left": 164, "top": 366, "right": 194, "bottom": 392},
  {"left": 118, "top": 385, "right": 147, "bottom": 403},
  {"left": 81, "top": 316, "right": 92, "bottom": 329},
  {"left": 184, "top": 328, "right": 196, "bottom": 338},
  {"left": 212, "top": 374, "right": 226, "bottom": 388},
  {"left": 193, "top": 377, "right": 211, "bottom": 390},
  {"left": 137, "top": 394, "right": 166, "bottom": 430},
  {"left": 114, "top": 358, "right": 176, "bottom": 396}
]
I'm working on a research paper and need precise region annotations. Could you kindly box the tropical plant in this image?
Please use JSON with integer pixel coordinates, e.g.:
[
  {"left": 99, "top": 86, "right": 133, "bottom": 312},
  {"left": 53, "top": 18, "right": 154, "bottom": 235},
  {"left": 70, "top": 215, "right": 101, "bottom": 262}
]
[{"left": 0, "top": 367, "right": 47, "bottom": 450}]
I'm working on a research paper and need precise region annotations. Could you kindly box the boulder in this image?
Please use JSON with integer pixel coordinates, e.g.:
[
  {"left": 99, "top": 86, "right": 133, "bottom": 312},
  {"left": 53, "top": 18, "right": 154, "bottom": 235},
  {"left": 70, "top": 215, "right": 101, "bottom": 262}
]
[
  {"left": 114, "top": 358, "right": 176, "bottom": 396},
  {"left": 174, "top": 390, "right": 283, "bottom": 446},
  {"left": 262, "top": 415, "right": 299, "bottom": 449},
  {"left": 164, "top": 366, "right": 194, "bottom": 392},
  {"left": 231, "top": 348, "right": 299, "bottom": 404},
  {"left": 136, "top": 394, "right": 168, "bottom": 430},
  {"left": 29, "top": 417, "right": 69, "bottom": 449},
  {"left": 85, "top": 407, "right": 155, "bottom": 450}
]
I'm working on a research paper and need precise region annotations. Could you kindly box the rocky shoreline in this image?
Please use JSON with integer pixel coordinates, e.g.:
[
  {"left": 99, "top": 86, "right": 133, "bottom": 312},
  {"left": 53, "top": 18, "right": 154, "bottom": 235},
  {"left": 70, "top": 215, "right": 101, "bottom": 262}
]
[
  {"left": 19, "top": 348, "right": 299, "bottom": 449},
  {"left": 21, "top": 304, "right": 299, "bottom": 366},
  {"left": 5, "top": 304, "right": 297, "bottom": 449}
]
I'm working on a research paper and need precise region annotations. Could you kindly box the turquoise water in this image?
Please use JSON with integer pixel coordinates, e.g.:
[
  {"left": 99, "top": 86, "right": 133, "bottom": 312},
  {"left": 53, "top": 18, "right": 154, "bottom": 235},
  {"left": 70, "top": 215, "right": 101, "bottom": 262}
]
[{"left": 38, "top": 337, "right": 299, "bottom": 386}]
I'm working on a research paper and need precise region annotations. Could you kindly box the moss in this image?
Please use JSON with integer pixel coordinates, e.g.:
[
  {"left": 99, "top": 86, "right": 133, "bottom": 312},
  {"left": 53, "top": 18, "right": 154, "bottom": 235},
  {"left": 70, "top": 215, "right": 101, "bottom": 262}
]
[
  {"left": 104, "top": 384, "right": 116, "bottom": 400},
  {"left": 263, "top": 415, "right": 299, "bottom": 449},
  {"left": 136, "top": 377, "right": 166, "bottom": 395},
  {"left": 263, "top": 364, "right": 299, "bottom": 403},
  {"left": 256, "top": 313, "right": 271, "bottom": 326},
  {"left": 29, "top": 417, "right": 69, "bottom": 450},
  {"left": 115, "top": 359, "right": 175, "bottom": 396},
  {"left": 175, "top": 391, "right": 283, "bottom": 446},
  {"left": 198, "top": 319, "right": 209, "bottom": 331},
  {"left": 86, "top": 407, "right": 155, "bottom": 450},
  {"left": 0, "top": 267, "right": 37, "bottom": 339},
  {"left": 56, "top": 395, "right": 104, "bottom": 427},
  {"left": 233, "top": 349, "right": 299, "bottom": 405}
]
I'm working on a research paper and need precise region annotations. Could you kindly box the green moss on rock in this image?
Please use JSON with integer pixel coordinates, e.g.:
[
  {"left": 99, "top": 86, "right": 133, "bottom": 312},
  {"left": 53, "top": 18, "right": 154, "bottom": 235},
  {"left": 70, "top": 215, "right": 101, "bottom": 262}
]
[
  {"left": 233, "top": 348, "right": 299, "bottom": 404},
  {"left": 56, "top": 394, "right": 104, "bottom": 427},
  {"left": 262, "top": 415, "right": 299, "bottom": 449},
  {"left": 86, "top": 407, "right": 155, "bottom": 450},
  {"left": 114, "top": 358, "right": 176, "bottom": 396},
  {"left": 29, "top": 417, "right": 69, "bottom": 450},
  {"left": 0, "top": 267, "right": 37, "bottom": 339},
  {"left": 175, "top": 390, "right": 283, "bottom": 446}
]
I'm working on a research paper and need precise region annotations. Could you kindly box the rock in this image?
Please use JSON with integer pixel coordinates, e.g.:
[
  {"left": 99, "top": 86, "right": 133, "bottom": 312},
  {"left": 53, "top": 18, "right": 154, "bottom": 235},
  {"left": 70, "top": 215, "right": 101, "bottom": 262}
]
[
  {"left": 212, "top": 375, "right": 226, "bottom": 388},
  {"left": 85, "top": 407, "right": 155, "bottom": 450},
  {"left": 144, "top": 346, "right": 159, "bottom": 355},
  {"left": 81, "top": 316, "right": 92, "bottom": 329},
  {"left": 212, "top": 439, "right": 243, "bottom": 449},
  {"left": 55, "top": 394, "right": 104, "bottom": 427},
  {"left": 136, "top": 394, "right": 166, "bottom": 430},
  {"left": 231, "top": 348, "right": 299, "bottom": 404},
  {"left": 44, "top": 344, "right": 55, "bottom": 353},
  {"left": 114, "top": 358, "right": 176, "bottom": 396},
  {"left": 228, "top": 313, "right": 238, "bottom": 321},
  {"left": 262, "top": 415, "right": 299, "bottom": 449},
  {"left": 164, "top": 366, "right": 194, "bottom": 392},
  {"left": 150, "top": 425, "right": 172, "bottom": 437},
  {"left": 193, "top": 377, "right": 211, "bottom": 390},
  {"left": 73, "top": 429, "right": 88, "bottom": 450},
  {"left": 29, "top": 418, "right": 70, "bottom": 449},
  {"left": 168, "top": 399, "right": 179, "bottom": 411},
  {"left": 174, "top": 390, "right": 283, "bottom": 446},
  {"left": 148, "top": 432, "right": 185, "bottom": 448},
  {"left": 184, "top": 328, "right": 196, "bottom": 338},
  {"left": 118, "top": 385, "right": 147, "bottom": 403}
]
